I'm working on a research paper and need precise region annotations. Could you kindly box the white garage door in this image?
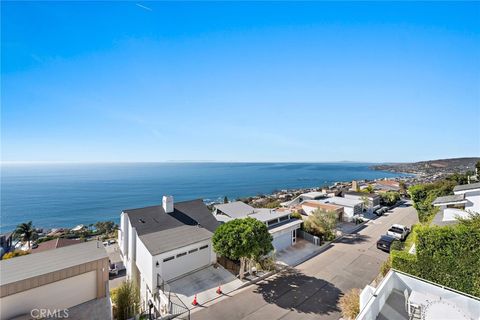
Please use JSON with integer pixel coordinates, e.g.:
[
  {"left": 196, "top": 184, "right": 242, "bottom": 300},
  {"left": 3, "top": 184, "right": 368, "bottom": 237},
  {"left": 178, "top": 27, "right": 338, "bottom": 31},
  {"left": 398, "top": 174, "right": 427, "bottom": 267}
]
[
  {"left": 273, "top": 232, "right": 292, "bottom": 252},
  {"left": 0, "top": 271, "right": 97, "bottom": 320},
  {"left": 162, "top": 244, "right": 211, "bottom": 281}
]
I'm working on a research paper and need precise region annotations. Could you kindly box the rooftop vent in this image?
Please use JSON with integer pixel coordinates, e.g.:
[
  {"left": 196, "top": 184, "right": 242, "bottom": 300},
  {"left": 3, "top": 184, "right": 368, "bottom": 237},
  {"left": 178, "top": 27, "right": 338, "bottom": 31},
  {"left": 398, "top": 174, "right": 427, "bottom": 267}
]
[{"left": 139, "top": 218, "right": 146, "bottom": 223}]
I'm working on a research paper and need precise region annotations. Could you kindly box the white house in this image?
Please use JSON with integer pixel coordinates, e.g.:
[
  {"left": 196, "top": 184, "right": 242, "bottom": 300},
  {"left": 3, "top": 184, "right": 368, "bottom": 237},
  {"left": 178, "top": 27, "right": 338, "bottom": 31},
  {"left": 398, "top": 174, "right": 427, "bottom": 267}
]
[
  {"left": 280, "top": 191, "right": 327, "bottom": 207},
  {"left": 432, "top": 182, "right": 480, "bottom": 225},
  {"left": 343, "top": 191, "right": 381, "bottom": 212},
  {"left": 213, "top": 201, "right": 302, "bottom": 252},
  {"left": 118, "top": 196, "right": 220, "bottom": 315},
  {"left": 0, "top": 241, "right": 110, "bottom": 320},
  {"left": 320, "top": 197, "right": 363, "bottom": 221},
  {"left": 357, "top": 270, "right": 480, "bottom": 320}
]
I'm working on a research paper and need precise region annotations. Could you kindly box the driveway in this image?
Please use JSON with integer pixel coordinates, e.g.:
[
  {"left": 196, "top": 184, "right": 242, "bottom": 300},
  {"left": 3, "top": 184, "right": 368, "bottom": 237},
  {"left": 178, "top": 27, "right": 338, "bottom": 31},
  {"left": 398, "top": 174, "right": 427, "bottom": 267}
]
[
  {"left": 193, "top": 202, "right": 418, "bottom": 320},
  {"left": 168, "top": 265, "right": 243, "bottom": 308}
]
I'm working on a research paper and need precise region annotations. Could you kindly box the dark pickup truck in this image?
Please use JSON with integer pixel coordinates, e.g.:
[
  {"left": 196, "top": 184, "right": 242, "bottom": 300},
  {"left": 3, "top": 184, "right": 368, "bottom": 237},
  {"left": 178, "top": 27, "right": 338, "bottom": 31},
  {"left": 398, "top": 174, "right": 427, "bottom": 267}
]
[{"left": 376, "top": 235, "right": 396, "bottom": 253}]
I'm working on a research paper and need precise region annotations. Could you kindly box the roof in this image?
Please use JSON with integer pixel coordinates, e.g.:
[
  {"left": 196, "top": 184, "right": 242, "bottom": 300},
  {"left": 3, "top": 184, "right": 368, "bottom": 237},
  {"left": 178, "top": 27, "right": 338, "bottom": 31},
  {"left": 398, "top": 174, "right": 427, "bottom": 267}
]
[
  {"left": 31, "top": 238, "right": 81, "bottom": 254},
  {"left": 0, "top": 241, "right": 107, "bottom": 286},
  {"left": 432, "top": 194, "right": 465, "bottom": 206},
  {"left": 299, "top": 191, "right": 327, "bottom": 199},
  {"left": 322, "top": 196, "right": 363, "bottom": 208},
  {"left": 123, "top": 199, "right": 220, "bottom": 255},
  {"left": 249, "top": 209, "right": 291, "bottom": 223},
  {"left": 453, "top": 182, "right": 480, "bottom": 193},
  {"left": 268, "top": 219, "right": 302, "bottom": 234},
  {"left": 301, "top": 201, "right": 343, "bottom": 212},
  {"left": 344, "top": 191, "right": 380, "bottom": 198},
  {"left": 214, "top": 201, "right": 256, "bottom": 218}
]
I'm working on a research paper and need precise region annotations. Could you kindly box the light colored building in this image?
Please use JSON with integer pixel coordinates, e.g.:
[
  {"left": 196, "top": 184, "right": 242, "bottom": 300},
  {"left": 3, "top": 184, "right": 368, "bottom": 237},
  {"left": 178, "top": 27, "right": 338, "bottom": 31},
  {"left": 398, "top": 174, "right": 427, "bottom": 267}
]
[
  {"left": 213, "top": 201, "right": 302, "bottom": 252},
  {"left": 374, "top": 179, "right": 401, "bottom": 192},
  {"left": 280, "top": 191, "right": 327, "bottom": 207},
  {"left": 0, "top": 241, "right": 110, "bottom": 320},
  {"left": 432, "top": 182, "right": 480, "bottom": 225},
  {"left": 118, "top": 196, "right": 220, "bottom": 315},
  {"left": 357, "top": 270, "right": 480, "bottom": 320},
  {"left": 320, "top": 197, "right": 364, "bottom": 221},
  {"left": 343, "top": 191, "right": 381, "bottom": 212},
  {"left": 299, "top": 201, "right": 344, "bottom": 221}
]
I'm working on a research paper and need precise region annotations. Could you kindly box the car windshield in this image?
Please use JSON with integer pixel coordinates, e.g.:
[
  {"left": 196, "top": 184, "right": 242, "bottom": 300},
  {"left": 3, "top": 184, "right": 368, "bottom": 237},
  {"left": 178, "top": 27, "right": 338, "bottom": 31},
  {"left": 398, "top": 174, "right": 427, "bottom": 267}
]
[{"left": 390, "top": 227, "right": 403, "bottom": 233}]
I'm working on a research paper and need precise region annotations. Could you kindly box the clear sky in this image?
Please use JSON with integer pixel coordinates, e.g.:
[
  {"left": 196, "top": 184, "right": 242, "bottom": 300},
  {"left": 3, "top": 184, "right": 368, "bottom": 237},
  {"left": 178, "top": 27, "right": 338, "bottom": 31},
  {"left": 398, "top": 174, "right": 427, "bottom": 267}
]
[{"left": 1, "top": 1, "right": 479, "bottom": 163}]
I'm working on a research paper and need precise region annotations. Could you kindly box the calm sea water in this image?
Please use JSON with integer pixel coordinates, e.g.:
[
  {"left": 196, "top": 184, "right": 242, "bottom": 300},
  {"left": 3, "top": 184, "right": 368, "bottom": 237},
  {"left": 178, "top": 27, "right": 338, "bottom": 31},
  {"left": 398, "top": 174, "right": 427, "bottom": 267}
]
[{"left": 0, "top": 162, "right": 405, "bottom": 232}]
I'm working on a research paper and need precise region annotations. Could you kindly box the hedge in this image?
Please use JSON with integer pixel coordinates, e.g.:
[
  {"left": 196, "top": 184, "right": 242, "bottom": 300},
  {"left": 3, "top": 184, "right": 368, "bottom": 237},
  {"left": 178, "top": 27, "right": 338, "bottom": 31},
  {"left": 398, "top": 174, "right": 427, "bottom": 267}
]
[{"left": 392, "top": 223, "right": 480, "bottom": 297}]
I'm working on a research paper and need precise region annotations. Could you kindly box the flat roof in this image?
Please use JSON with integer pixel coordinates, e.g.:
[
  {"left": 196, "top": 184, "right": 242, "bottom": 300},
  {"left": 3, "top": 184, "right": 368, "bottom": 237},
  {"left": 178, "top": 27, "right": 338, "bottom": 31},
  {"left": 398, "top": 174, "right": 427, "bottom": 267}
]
[
  {"left": 0, "top": 241, "right": 107, "bottom": 286},
  {"left": 214, "top": 201, "right": 256, "bottom": 218},
  {"left": 321, "top": 196, "right": 363, "bottom": 207},
  {"left": 249, "top": 209, "right": 291, "bottom": 222},
  {"left": 453, "top": 182, "right": 480, "bottom": 192},
  {"left": 432, "top": 194, "right": 465, "bottom": 206},
  {"left": 344, "top": 191, "right": 379, "bottom": 198},
  {"left": 268, "top": 219, "right": 302, "bottom": 234}
]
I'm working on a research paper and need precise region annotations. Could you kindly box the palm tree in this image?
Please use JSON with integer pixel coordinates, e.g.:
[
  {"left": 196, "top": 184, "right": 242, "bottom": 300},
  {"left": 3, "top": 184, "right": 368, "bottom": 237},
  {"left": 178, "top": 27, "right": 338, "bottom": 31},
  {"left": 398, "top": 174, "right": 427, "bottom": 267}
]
[{"left": 15, "top": 221, "right": 36, "bottom": 249}]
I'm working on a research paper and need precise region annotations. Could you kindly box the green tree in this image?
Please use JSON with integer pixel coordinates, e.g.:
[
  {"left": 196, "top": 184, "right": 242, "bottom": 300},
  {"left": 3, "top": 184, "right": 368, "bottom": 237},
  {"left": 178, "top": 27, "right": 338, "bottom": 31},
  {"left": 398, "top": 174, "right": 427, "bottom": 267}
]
[
  {"left": 304, "top": 209, "right": 337, "bottom": 241},
  {"left": 408, "top": 179, "right": 456, "bottom": 223},
  {"left": 14, "top": 221, "right": 36, "bottom": 249},
  {"left": 380, "top": 191, "right": 401, "bottom": 206},
  {"left": 362, "top": 185, "right": 374, "bottom": 193},
  {"left": 111, "top": 280, "right": 140, "bottom": 320},
  {"left": 94, "top": 221, "right": 115, "bottom": 235},
  {"left": 212, "top": 217, "right": 273, "bottom": 279},
  {"left": 476, "top": 160, "right": 480, "bottom": 173}
]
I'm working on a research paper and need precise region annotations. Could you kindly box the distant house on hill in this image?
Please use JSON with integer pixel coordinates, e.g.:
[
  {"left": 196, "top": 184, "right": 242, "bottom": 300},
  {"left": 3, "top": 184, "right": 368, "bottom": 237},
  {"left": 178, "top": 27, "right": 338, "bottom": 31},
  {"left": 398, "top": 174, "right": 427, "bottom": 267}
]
[{"left": 432, "top": 182, "right": 480, "bottom": 226}]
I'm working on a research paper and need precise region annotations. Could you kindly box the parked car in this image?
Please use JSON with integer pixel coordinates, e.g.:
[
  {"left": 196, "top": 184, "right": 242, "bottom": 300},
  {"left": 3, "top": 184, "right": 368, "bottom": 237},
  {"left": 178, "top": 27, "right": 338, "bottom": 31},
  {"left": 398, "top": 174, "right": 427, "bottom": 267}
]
[
  {"left": 387, "top": 224, "right": 410, "bottom": 241},
  {"left": 377, "top": 235, "right": 396, "bottom": 252},
  {"left": 374, "top": 207, "right": 385, "bottom": 216}
]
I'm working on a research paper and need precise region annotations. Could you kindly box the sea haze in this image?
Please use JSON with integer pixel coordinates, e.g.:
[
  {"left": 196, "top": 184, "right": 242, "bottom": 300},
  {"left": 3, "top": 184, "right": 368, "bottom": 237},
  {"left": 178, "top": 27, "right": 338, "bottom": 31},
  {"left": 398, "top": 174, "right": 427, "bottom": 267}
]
[{"left": 0, "top": 162, "right": 407, "bottom": 232}]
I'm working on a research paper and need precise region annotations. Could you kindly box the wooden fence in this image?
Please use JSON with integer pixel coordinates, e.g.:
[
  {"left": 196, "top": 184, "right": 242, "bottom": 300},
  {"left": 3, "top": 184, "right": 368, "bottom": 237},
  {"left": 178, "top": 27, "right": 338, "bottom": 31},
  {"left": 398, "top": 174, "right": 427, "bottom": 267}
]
[{"left": 217, "top": 256, "right": 241, "bottom": 275}]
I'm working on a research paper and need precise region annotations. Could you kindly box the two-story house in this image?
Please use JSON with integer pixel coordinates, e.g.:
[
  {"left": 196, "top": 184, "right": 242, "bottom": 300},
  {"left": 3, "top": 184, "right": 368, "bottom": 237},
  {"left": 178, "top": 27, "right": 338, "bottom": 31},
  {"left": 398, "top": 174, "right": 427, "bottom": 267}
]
[{"left": 118, "top": 196, "right": 219, "bottom": 314}]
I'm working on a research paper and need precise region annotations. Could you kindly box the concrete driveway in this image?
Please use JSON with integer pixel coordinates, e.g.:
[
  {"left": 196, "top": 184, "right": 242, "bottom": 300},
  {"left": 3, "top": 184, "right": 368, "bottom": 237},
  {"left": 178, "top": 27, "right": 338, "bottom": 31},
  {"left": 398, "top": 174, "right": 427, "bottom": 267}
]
[
  {"left": 192, "top": 202, "right": 418, "bottom": 320},
  {"left": 168, "top": 265, "right": 244, "bottom": 308},
  {"left": 276, "top": 239, "right": 322, "bottom": 266}
]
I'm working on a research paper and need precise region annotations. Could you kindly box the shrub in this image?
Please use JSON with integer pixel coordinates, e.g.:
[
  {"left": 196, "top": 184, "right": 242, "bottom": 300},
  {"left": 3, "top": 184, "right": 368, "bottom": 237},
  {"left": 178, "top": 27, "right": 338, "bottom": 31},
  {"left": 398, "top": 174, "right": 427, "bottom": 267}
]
[
  {"left": 380, "top": 191, "right": 401, "bottom": 206},
  {"left": 304, "top": 209, "right": 337, "bottom": 241},
  {"left": 391, "top": 223, "right": 480, "bottom": 297},
  {"left": 380, "top": 257, "right": 391, "bottom": 277},
  {"left": 2, "top": 250, "right": 30, "bottom": 260},
  {"left": 291, "top": 211, "right": 303, "bottom": 220},
  {"left": 390, "top": 240, "right": 404, "bottom": 251},
  {"left": 111, "top": 280, "right": 140, "bottom": 320},
  {"left": 339, "top": 288, "right": 361, "bottom": 320},
  {"left": 408, "top": 179, "right": 456, "bottom": 223}
]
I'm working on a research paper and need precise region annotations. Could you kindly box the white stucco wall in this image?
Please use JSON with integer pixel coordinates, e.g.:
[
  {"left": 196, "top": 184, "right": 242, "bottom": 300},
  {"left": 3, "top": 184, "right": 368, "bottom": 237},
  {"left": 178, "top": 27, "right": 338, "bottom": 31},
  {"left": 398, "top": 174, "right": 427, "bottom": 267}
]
[{"left": 0, "top": 271, "right": 97, "bottom": 320}]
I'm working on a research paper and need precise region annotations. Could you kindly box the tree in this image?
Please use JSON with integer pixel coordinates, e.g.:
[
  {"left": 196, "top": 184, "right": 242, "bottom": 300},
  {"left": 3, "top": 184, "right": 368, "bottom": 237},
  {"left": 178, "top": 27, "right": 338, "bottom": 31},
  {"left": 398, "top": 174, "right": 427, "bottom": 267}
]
[
  {"left": 111, "top": 280, "right": 140, "bottom": 320},
  {"left": 380, "top": 191, "right": 401, "bottom": 206},
  {"left": 476, "top": 160, "right": 480, "bottom": 174},
  {"left": 304, "top": 209, "right": 337, "bottom": 241},
  {"left": 14, "top": 221, "right": 36, "bottom": 249},
  {"left": 223, "top": 196, "right": 229, "bottom": 204},
  {"left": 362, "top": 185, "right": 374, "bottom": 193},
  {"left": 94, "top": 221, "right": 115, "bottom": 235},
  {"left": 212, "top": 217, "right": 273, "bottom": 279}
]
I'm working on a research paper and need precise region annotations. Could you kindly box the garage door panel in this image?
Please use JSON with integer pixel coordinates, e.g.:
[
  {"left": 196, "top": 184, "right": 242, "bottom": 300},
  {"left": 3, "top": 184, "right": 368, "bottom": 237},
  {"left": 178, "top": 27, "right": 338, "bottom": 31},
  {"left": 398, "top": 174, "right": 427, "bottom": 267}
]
[
  {"left": 273, "top": 232, "right": 292, "bottom": 252},
  {"left": 163, "top": 246, "right": 210, "bottom": 281}
]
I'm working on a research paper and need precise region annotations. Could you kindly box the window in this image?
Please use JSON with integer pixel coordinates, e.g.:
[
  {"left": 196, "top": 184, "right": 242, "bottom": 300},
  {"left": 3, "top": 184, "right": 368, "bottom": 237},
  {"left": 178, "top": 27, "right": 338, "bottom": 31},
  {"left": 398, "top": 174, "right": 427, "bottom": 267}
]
[
  {"left": 279, "top": 215, "right": 289, "bottom": 222},
  {"left": 199, "top": 245, "right": 208, "bottom": 250},
  {"left": 176, "top": 252, "right": 187, "bottom": 258},
  {"left": 267, "top": 219, "right": 278, "bottom": 226},
  {"left": 188, "top": 248, "right": 198, "bottom": 254},
  {"left": 163, "top": 256, "right": 174, "bottom": 262}
]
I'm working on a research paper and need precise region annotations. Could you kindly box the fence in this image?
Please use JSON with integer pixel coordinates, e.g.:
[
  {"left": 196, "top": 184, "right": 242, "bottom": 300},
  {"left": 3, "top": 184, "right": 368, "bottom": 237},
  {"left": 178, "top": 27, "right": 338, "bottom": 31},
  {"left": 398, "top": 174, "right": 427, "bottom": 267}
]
[
  {"left": 217, "top": 256, "right": 241, "bottom": 275},
  {"left": 297, "top": 229, "right": 321, "bottom": 246}
]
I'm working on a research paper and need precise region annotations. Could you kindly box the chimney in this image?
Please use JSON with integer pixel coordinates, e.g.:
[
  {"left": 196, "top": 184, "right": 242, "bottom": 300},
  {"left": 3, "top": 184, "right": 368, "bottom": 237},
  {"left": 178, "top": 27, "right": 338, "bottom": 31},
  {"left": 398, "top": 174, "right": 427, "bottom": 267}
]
[{"left": 162, "top": 195, "right": 174, "bottom": 213}]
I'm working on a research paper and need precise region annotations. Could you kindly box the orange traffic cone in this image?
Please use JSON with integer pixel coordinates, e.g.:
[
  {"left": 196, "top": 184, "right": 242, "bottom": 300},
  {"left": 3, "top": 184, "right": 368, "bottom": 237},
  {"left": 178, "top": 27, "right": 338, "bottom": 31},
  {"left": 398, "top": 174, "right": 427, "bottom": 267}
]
[
  {"left": 192, "top": 294, "right": 198, "bottom": 306},
  {"left": 216, "top": 286, "right": 222, "bottom": 295}
]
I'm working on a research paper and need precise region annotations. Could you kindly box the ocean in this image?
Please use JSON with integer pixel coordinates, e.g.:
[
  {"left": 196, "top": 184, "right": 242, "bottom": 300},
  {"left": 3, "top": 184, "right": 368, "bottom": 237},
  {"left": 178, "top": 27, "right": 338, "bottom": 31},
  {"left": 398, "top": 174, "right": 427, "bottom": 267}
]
[{"left": 0, "top": 162, "right": 406, "bottom": 232}]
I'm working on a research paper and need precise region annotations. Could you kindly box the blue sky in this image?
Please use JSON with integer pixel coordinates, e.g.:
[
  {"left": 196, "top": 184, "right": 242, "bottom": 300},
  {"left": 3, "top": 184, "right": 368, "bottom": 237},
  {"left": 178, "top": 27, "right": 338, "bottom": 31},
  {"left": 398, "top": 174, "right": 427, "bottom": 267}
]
[{"left": 2, "top": 1, "right": 479, "bottom": 163}]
